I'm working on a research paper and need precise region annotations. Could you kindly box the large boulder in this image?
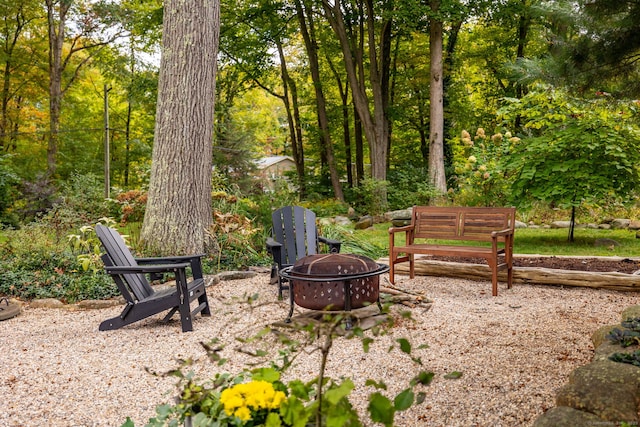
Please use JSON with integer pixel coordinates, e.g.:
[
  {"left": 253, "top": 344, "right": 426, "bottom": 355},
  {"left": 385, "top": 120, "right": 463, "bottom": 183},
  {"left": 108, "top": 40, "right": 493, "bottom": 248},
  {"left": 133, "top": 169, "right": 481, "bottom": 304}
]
[{"left": 555, "top": 360, "right": 640, "bottom": 422}]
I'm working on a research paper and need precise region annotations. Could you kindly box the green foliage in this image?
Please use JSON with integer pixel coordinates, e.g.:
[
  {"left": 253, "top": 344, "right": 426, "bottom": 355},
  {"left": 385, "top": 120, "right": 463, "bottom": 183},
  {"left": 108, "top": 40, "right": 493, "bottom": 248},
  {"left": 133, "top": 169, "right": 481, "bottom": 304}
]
[
  {"left": 0, "top": 220, "right": 118, "bottom": 302},
  {"left": 0, "top": 157, "right": 20, "bottom": 227},
  {"left": 320, "top": 223, "right": 387, "bottom": 260},
  {"left": 607, "top": 328, "right": 640, "bottom": 348},
  {"left": 607, "top": 317, "right": 640, "bottom": 348},
  {"left": 609, "top": 350, "right": 640, "bottom": 368},
  {"left": 351, "top": 178, "right": 389, "bottom": 216},
  {"left": 452, "top": 127, "right": 514, "bottom": 207},
  {"left": 500, "top": 87, "right": 640, "bottom": 211},
  {"left": 386, "top": 167, "right": 438, "bottom": 211}
]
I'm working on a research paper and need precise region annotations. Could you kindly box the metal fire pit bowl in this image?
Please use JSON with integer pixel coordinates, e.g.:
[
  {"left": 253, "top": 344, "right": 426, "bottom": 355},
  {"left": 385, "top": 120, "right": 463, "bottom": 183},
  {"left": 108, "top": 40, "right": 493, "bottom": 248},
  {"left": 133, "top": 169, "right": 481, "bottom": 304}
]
[{"left": 279, "top": 253, "right": 390, "bottom": 328}]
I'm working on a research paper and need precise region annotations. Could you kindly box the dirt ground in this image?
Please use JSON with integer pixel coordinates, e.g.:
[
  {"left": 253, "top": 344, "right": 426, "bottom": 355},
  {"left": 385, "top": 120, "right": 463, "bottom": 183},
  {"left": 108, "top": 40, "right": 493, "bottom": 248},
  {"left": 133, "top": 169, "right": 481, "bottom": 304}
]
[{"left": 429, "top": 255, "right": 640, "bottom": 274}]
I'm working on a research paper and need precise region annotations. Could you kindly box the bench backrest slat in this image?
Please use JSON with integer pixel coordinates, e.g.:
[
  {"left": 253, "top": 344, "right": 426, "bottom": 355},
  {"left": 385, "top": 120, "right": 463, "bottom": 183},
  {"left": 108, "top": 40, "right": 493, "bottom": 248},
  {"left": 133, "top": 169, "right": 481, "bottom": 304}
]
[{"left": 412, "top": 206, "right": 515, "bottom": 242}]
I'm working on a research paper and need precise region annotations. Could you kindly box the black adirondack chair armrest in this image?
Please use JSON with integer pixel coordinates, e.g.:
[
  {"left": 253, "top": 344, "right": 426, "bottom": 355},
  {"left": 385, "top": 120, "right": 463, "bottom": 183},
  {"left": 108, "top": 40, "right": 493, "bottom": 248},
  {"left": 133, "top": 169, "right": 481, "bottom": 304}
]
[
  {"left": 135, "top": 254, "right": 205, "bottom": 264},
  {"left": 104, "top": 262, "right": 191, "bottom": 275},
  {"left": 318, "top": 236, "right": 341, "bottom": 253},
  {"left": 136, "top": 254, "right": 205, "bottom": 279},
  {"left": 266, "top": 237, "right": 282, "bottom": 254}
]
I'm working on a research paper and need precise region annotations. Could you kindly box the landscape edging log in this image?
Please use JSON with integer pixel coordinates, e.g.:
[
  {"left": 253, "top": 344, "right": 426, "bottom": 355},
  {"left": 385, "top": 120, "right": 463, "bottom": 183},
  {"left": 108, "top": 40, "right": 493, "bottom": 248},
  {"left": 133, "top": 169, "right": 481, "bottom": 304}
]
[{"left": 377, "top": 258, "right": 640, "bottom": 292}]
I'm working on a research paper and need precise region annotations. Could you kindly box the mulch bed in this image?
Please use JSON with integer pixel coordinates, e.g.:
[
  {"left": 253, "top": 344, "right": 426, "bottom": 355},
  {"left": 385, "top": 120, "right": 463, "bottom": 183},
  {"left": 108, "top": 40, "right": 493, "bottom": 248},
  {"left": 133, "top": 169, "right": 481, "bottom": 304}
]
[{"left": 427, "top": 256, "right": 640, "bottom": 274}]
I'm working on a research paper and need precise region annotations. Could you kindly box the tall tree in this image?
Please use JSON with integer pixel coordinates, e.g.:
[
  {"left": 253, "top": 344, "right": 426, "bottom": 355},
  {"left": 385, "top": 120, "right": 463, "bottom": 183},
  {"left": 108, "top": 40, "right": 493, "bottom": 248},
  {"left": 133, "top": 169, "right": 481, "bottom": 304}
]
[
  {"left": 140, "top": 0, "right": 220, "bottom": 255},
  {"left": 44, "top": 0, "right": 122, "bottom": 177},
  {"left": 294, "top": 0, "right": 344, "bottom": 201},
  {"left": 428, "top": 0, "right": 446, "bottom": 193}
]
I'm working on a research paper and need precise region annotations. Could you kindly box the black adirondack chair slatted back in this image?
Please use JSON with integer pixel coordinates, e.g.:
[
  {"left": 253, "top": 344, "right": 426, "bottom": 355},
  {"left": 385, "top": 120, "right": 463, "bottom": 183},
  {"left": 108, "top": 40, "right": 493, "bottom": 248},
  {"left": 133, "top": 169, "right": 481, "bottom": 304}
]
[
  {"left": 95, "top": 224, "right": 153, "bottom": 301},
  {"left": 272, "top": 206, "right": 318, "bottom": 266}
]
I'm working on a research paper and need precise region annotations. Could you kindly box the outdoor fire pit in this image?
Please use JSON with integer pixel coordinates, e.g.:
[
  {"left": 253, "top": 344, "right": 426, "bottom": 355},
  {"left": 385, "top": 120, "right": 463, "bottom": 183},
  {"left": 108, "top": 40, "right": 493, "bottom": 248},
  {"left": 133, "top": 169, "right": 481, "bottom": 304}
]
[{"left": 279, "top": 253, "right": 390, "bottom": 329}]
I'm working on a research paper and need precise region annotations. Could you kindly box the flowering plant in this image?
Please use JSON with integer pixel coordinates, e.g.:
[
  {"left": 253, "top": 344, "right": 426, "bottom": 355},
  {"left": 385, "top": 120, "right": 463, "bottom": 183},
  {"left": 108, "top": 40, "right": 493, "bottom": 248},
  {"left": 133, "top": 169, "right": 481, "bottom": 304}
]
[
  {"left": 219, "top": 379, "right": 287, "bottom": 425},
  {"left": 454, "top": 127, "right": 517, "bottom": 206}
]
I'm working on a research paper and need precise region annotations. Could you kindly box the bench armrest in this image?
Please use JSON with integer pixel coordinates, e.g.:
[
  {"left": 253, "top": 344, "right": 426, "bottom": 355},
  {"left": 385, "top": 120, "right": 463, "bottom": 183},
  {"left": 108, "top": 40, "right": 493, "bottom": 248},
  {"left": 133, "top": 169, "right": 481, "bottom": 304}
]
[
  {"left": 491, "top": 228, "right": 514, "bottom": 237},
  {"left": 389, "top": 224, "right": 415, "bottom": 247},
  {"left": 389, "top": 224, "right": 414, "bottom": 234}
]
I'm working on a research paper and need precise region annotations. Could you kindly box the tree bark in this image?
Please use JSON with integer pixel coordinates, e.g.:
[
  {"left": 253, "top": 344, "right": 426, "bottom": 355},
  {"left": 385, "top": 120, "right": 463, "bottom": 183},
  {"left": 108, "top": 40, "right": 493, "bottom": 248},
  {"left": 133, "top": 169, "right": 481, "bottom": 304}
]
[
  {"left": 141, "top": 0, "right": 219, "bottom": 255},
  {"left": 322, "top": 0, "right": 390, "bottom": 206},
  {"left": 428, "top": 1, "right": 447, "bottom": 194},
  {"left": 295, "top": 0, "right": 344, "bottom": 201}
]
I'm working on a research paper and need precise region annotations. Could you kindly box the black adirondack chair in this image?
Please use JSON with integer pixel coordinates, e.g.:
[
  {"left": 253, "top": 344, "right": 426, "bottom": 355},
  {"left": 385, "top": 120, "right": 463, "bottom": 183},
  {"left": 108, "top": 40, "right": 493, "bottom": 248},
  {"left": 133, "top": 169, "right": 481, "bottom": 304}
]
[
  {"left": 266, "top": 206, "right": 341, "bottom": 299},
  {"left": 95, "top": 224, "right": 211, "bottom": 332}
]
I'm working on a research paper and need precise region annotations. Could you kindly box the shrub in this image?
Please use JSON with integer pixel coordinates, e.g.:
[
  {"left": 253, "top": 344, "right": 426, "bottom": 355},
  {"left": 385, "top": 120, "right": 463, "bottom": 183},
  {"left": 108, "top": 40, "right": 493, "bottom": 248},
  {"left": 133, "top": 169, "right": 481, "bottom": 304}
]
[{"left": 0, "top": 221, "right": 118, "bottom": 302}]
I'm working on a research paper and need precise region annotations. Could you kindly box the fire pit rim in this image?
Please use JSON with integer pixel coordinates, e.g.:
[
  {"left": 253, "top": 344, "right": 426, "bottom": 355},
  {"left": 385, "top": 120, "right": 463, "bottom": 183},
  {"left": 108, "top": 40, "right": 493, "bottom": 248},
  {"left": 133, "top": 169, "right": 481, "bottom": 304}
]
[{"left": 279, "top": 263, "right": 390, "bottom": 282}]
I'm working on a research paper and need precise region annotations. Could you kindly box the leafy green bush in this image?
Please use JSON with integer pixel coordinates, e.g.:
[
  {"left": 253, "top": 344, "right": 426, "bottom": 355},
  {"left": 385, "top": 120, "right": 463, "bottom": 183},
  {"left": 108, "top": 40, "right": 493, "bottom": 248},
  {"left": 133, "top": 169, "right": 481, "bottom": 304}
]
[
  {"left": 386, "top": 167, "right": 438, "bottom": 211},
  {"left": 0, "top": 221, "right": 118, "bottom": 302}
]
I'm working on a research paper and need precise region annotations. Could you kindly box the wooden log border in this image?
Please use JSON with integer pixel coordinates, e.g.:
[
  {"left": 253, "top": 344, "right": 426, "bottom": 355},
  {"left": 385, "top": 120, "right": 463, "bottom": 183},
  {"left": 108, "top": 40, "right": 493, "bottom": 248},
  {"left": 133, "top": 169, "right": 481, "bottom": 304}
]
[{"left": 378, "top": 257, "right": 640, "bottom": 292}]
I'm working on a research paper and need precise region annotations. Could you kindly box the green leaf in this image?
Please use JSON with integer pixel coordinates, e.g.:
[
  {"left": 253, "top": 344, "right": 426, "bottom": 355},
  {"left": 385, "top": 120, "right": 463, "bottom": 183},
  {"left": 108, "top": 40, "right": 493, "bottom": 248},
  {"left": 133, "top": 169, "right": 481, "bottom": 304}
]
[
  {"left": 251, "top": 367, "right": 280, "bottom": 382},
  {"left": 362, "top": 337, "right": 374, "bottom": 353},
  {"left": 397, "top": 338, "right": 411, "bottom": 354},
  {"left": 368, "top": 392, "right": 395, "bottom": 427},
  {"left": 365, "top": 379, "right": 388, "bottom": 390},
  {"left": 444, "top": 371, "right": 463, "bottom": 379},
  {"left": 413, "top": 371, "right": 435, "bottom": 386},
  {"left": 393, "top": 388, "right": 415, "bottom": 411},
  {"left": 324, "top": 379, "right": 354, "bottom": 405}
]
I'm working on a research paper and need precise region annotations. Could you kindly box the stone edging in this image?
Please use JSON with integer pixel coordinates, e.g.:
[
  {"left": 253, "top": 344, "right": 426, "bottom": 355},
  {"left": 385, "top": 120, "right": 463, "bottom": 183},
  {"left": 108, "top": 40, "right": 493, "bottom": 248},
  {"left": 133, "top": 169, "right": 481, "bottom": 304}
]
[
  {"left": 533, "top": 305, "right": 640, "bottom": 426},
  {"left": 23, "top": 270, "right": 265, "bottom": 310}
]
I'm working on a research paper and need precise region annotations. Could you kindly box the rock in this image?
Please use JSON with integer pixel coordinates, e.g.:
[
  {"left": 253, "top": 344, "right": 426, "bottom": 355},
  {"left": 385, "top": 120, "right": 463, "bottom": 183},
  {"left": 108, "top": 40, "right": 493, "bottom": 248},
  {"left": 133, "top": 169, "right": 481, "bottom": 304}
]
[
  {"left": 77, "top": 299, "right": 122, "bottom": 309},
  {"left": 555, "top": 360, "right": 640, "bottom": 422},
  {"left": 391, "top": 218, "right": 411, "bottom": 227},
  {"left": 629, "top": 220, "right": 640, "bottom": 230},
  {"left": 389, "top": 208, "right": 412, "bottom": 220},
  {"left": 514, "top": 220, "right": 527, "bottom": 228},
  {"left": 621, "top": 305, "right": 640, "bottom": 321},
  {"left": 30, "top": 298, "right": 65, "bottom": 309},
  {"left": 334, "top": 216, "right": 352, "bottom": 226},
  {"left": 598, "top": 223, "right": 612, "bottom": 230},
  {"left": 550, "top": 221, "right": 572, "bottom": 228},
  {"left": 611, "top": 218, "right": 631, "bottom": 229},
  {"left": 355, "top": 216, "right": 374, "bottom": 230},
  {"left": 216, "top": 271, "right": 257, "bottom": 281},
  {"left": 532, "top": 406, "right": 606, "bottom": 427},
  {"left": 593, "top": 341, "right": 639, "bottom": 362},
  {"left": 585, "top": 223, "right": 599, "bottom": 229},
  {"left": 591, "top": 324, "right": 618, "bottom": 348}
]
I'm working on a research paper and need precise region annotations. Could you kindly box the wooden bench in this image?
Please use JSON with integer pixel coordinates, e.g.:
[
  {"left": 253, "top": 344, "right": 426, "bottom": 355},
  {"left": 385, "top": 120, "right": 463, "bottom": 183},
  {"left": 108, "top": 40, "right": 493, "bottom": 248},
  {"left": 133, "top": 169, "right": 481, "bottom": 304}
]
[{"left": 388, "top": 206, "right": 516, "bottom": 296}]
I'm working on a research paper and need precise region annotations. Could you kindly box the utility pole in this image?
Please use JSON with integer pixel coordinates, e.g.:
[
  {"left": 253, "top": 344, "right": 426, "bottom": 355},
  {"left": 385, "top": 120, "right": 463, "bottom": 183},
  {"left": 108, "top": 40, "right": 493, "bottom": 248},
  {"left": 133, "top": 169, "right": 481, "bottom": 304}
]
[{"left": 104, "top": 84, "right": 111, "bottom": 198}]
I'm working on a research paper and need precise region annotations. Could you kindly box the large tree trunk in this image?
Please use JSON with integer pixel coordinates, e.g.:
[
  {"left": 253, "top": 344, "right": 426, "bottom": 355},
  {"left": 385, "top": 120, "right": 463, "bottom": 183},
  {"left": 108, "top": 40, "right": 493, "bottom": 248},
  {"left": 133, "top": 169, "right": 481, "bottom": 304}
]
[
  {"left": 428, "top": 1, "right": 447, "bottom": 194},
  {"left": 322, "top": 0, "right": 390, "bottom": 207},
  {"left": 141, "top": 0, "right": 219, "bottom": 255},
  {"left": 46, "top": 0, "right": 69, "bottom": 177}
]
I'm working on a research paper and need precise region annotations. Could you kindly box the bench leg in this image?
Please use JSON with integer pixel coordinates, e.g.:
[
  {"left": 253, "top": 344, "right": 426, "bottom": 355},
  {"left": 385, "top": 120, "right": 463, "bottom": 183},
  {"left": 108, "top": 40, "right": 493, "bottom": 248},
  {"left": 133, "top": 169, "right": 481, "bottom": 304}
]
[
  {"left": 487, "top": 259, "right": 498, "bottom": 296},
  {"left": 409, "top": 254, "right": 415, "bottom": 279}
]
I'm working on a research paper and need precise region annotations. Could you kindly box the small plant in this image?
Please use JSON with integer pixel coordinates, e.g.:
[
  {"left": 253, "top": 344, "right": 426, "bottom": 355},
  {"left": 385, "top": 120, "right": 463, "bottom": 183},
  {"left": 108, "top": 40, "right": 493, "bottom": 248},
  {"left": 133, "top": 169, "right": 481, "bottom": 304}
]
[
  {"left": 609, "top": 350, "right": 640, "bottom": 367},
  {"left": 67, "top": 218, "right": 118, "bottom": 273},
  {"left": 606, "top": 328, "right": 640, "bottom": 348},
  {"left": 122, "top": 299, "right": 433, "bottom": 427},
  {"left": 621, "top": 317, "right": 640, "bottom": 332}
]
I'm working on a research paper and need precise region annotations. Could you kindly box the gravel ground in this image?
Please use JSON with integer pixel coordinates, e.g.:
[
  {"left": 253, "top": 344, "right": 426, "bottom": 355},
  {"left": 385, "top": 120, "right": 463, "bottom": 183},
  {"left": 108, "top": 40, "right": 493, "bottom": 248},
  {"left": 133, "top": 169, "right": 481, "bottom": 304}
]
[{"left": 1, "top": 272, "right": 638, "bottom": 427}]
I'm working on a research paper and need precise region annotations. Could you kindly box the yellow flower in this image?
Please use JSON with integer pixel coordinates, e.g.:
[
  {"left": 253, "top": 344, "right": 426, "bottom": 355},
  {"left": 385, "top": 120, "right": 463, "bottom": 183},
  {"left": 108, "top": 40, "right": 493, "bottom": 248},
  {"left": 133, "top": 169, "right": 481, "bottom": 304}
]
[
  {"left": 235, "top": 406, "right": 251, "bottom": 421},
  {"left": 468, "top": 155, "right": 477, "bottom": 163},
  {"left": 476, "top": 128, "right": 486, "bottom": 138},
  {"left": 220, "top": 380, "right": 286, "bottom": 422},
  {"left": 461, "top": 130, "right": 471, "bottom": 139}
]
